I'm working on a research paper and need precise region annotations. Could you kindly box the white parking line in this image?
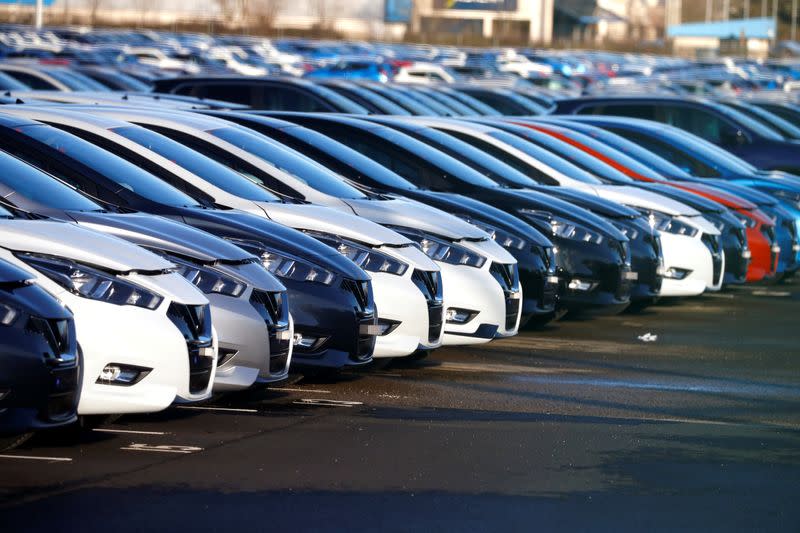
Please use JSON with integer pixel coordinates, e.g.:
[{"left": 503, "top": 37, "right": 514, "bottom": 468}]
[
  {"left": 271, "top": 387, "right": 331, "bottom": 394},
  {"left": 176, "top": 406, "right": 258, "bottom": 413},
  {"left": 120, "top": 444, "right": 203, "bottom": 454},
  {"left": 0, "top": 454, "right": 72, "bottom": 462},
  {"left": 751, "top": 290, "right": 791, "bottom": 297},
  {"left": 92, "top": 428, "right": 167, "bottom": 436},
  {"left": 293, "top": 399, "right": 363, "bottom": 407}
]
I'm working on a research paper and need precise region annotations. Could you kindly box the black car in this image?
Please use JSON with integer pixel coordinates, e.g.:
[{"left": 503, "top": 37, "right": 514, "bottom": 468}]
[
  {"left": 0, "top": 254, "right": 79, "bottom": 450},
  {"left": 0, "top": 113, "right": 377, "bottom": 372},
  {"left": 265, "top": 112, "right": 633, "bottom": 314},
  {"left": 152, "top": 76, "right": 369, "bottom": 114},
  {"left": 201, "top": 110, "right": 559, "bottom": 324},
  {"left": 365, "top": 116, "right": 661, "bottom": 305},
  {"left": 553, "top": 96, "right": 800, "bottom": 173}
]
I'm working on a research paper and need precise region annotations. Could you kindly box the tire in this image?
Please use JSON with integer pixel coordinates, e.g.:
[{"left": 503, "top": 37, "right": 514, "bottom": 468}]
[{"left": 0, "top": 432, "right": 33, "bottom": 452}]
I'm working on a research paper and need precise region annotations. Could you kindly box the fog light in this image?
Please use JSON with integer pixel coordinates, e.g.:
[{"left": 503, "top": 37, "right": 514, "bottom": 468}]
[
  {"left": 293, "top": 333, "right": 328, "bottom": 351},
  {"left": 567, "top": 279, "right": 596, "bottom": 291},
  {"left": 772, "top": 245, "right": 781, "bottom": 253},
  {"left": 742, "top": 249, "right": 752, "bottom": 259},
  {"left": 446, "top": 308, "right": 478, "bottom": 324},
  {"left": 624, "top": 271, "right": 639, "bottom": 281},
  {"left": 546, "top": 275, "right": 560, "bottom": 284},
  {"left": 217, "top": 348, "right": 238, "bottom": 367},
  {"left": 0, "top": 388, "right": 9, "bottom": 401},
  {"left": 664, "top": 267, "right": 692, "bottom": 280},
  {"left": 96, "top": 364, "right": 150, "bottom": 386},
  {"left": 375, "top": 319, "right": 401, "bottom": 336},
  {"left": 793, "top": 243, "right": 800, "bottom": 252}
]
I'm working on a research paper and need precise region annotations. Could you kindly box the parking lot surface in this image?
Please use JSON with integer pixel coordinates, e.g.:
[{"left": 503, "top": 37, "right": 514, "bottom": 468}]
[{"left": 2, "top": 280, "right": 799, "bottom": 532}]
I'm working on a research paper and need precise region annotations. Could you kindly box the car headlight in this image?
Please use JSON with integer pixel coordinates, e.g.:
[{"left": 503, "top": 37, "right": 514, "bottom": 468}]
[
  {"left": 0, "top": 302, "right": 19, "bottom": 326},
  {"left": 165, "top": 254, "right": 246, "bottom": 297},
  {"left": 731, "top": 211, "right": 758, "bottom": 229},
  {"left": 455, "top": 216, "right": 528, "bottom": 251},
  {"left": 18, "top": 254, "right": 163, "bottom": 310},
  {"left": 644, "top": 211, "right": 700, "bottom": 238},
  {"left": 611, "top": 221, "right": 639, "bottom": 241},
  {"left": 771, "top": 189, "right": 800, "bottom": 209},
  {"left": 224, "top": 239, "right": 335, "bottom": 285},
  {"left": 518, "top": 209, "right": 605, "bottom": 245},
  {"left": 306, "top": 232, "right": 408, "bottom": 276},
  {"left": 388, "top": 227, "right": 487, "bottom": 268}
]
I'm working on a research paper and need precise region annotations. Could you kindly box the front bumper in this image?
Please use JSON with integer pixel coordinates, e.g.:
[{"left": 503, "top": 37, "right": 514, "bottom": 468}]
[
  {"left": 659, "top": 232, "right": 714, "bottom": 297},
  {"left": 554, "top": 238, "right": 631, "bottom": 312}
]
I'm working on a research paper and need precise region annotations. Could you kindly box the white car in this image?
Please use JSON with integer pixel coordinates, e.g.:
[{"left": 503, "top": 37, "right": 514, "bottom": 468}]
[
  {"left": 7, "top": 108, "right": 449, "bottom": 359},
  {"left": 393, "top": 63, "right": 458, "bottom": 85},
  {"left": 81, "top": 108, "right": 522, "bottom": 346},
  {"left": 408, "top": 117, "right": 722, "bottom": 296},
  {"left": 0, "top": 214, "right": 217, "bottom": 415}
]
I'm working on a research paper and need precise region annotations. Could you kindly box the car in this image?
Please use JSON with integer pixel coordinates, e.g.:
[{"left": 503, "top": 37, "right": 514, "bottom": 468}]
[
  {"left": 0, "top": 257, "right": 79, "bottom": 451},
  {"left": 201, "top": 113, "right": 559, "bottom": 326},
  {"left": 0, "top": 201, "right": 218, "bottom": 416},
  {"left": 151, "top": 76, "right": 370, "bottom": 113},
  {"left": 76, "top": 107, "right": 521, "bottom": 351},
  {"left": 718, "top": 99, "right": 800, "bottom": 141},
  {"left": 552, "top": 96, "right": 800, "bottom": 174},
  {"left": 447, "top": 85, "right": 548, "bottom": 116},
  {"left": 0, "top": 138, "right": 292, "bottom": 391},
  {"left": 552, "top": 116, "right": 794, "bottom": 279},
  {"left": 0, "top": 63, "right": 109, "bottom": 92},
  {"left": 0, "top": 107, "right": 378, "bottom": 372},
  {"left": 314, "top": 79, "right": 412, "bottom": 115},
  {"left": 419, "top": 117, "right": 720, "bottom": 297},
  {"left": 271, "top": 112, "right": 634, "bottom": 314},
  {"left": 304, "top": 58, "right": 393, "bottom": 83}
]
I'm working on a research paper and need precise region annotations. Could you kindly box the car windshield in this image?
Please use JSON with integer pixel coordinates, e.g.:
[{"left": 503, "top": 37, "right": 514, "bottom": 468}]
[
  {"left": 210, "top": 126, "right": 368, "bottom": 199},
  {"left": 20, "top": 124, "right": 202, "bottom": 208},
  {"left": 0, "top": 150, "right": 104, "bottom": 212},
  {"left": 112, "top": 126, "right": 280, "bottom": 202},
  {"left": 488, "top": 130, "right": 603, "bottom": 184},
  {"left": 286, "top": 125, "right": 421, "bottom": 191},
  {"left": 375, "top": 125, "right": 501, "bottom": 188},
  {"left": 710, "top": 101, "right": 785, "bottom": 141}
]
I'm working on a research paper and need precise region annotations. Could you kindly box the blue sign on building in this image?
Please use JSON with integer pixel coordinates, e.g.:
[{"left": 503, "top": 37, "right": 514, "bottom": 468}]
[
  {"left": 433, "top": 0, "right": 518, "bottom": 11},
  {"left": 385, "top": 0, "right": 413, "bottom": 23},
  {"left": 0, "top": 0, "right": 56, "bottom": 5}
]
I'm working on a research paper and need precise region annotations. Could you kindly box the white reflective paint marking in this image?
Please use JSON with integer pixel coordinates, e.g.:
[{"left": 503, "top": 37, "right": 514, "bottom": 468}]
[
  {"left": 0, "top": 454, "right": 72, "bottom": 462},
  {"left": 435, "top": 361, "right": 594, "bottom": 375},
  {"left": 751, "top": 290, "right": 791, "bottom": 297},
  {"left": 271, "top": 387, "right": 331, "bottom": 394},
  {"left": 703, "top": 292, "right": 735, "bottom": 299},
  {"left": 92, "top": 428, "right": 166, "bottom": 436},
  {"left": 293, "top": 399, "right": 363, "bottom": 407},
  {"left": 177, "top": 406, "right": 258, "bottom": 413},
  {"left": 120, "top": 444, "right": 203, "bottom": 454}
]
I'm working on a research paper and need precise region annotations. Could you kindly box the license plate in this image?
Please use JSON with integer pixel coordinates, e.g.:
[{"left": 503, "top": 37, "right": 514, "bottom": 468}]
[
  {"left": 742, "top": 250, "right": 752, "bottom": 259},
  {"left": 772, "top": 246, "right": 781, "bottom": 253},
  {"left": 507, "top": 291, "right": 521, "bottom": 300},
  {"left": 275, "top": 329, "right": 293, "bottom": 341},
  {"left": 624, "top": 271, "right": 639, "bottom": 281},
  {"left": 360, "top": 324, "right": 382, "bottom": 336},
  {"left": 198, "top": 347, "right": 215, "bottom": 358}
]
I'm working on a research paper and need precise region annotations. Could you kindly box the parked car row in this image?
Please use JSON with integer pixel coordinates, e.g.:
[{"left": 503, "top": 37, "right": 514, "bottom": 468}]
[{"left": 3, "top": 41, "right": 800, "bottom": 453}]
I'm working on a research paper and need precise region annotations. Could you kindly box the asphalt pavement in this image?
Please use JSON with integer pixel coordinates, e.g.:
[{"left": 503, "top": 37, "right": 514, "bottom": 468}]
[{"left": 2, "top": 280, "right": 799, "bottom": 532}]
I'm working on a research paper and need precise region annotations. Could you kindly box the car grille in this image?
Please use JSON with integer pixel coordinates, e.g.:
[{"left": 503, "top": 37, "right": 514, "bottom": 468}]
[
  {"left": 25, "top": 315, "right": 79, "bottom": 423},
  {"left": 250, "top": 290, "right": 291, "bottom": 376},
  {"left": 534, "top": 245, "right": 555, "bottom": 272},
  {"left": 342, "top": 279, "right": 376, "bottom": 362},
  {"left": 490, "top": 262, "right": 521, "bottom": 331},
  {"left": 25, "top": 317, "right": 76, "bottom": 368},
  {"left": 167, "top": 303, "right": 214, "bottom": 394},
  {"left": 412, "top": 269, "right": 444, "bottom": 343},
  {"left": 702, "top": 234, "right": 724, "bottom": 285}
]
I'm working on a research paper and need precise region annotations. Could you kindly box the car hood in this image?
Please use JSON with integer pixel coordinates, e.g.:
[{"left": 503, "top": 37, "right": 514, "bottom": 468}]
[
  {"left": 536, "top": 185, "right": 640, "bottom": 218},
  {"left": 341, "top": 197, "right": 488, "bottom": 241},
  {"left": 672, "top": 181, "right": 760, "bottom": 210},
  {"left": 594, "top": 185, "right": 701, "bottom": 217},
  {"left": 705, "top": 180, "right": 781, "bottom": 206},
  {"left": 254, "top": 202, "right": 412, "bottom": 247},
  {"left": 0, "top": 220, "right": 173, "bottom": 273},
  {"left": 0, "top": 257, "right": 36, "bottom": 283},
  {"left": 67, "top": 211, "right": 255, "bottom": 263},
  {"left": 174, "top": 208, "right": 370, "bottom": 281}
]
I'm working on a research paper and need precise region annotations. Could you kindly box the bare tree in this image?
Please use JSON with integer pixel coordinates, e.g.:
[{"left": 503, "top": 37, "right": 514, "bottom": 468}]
[
  {"left": 136, "top": 0, "right": 158, "bottom": 26},
  {"left": 250, "top": 0, "right": 284, "bottom": 31}
]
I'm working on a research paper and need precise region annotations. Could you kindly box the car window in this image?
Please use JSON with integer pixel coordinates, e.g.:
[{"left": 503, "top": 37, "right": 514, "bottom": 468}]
[
  {"left": 201, "top": 83, "right": 255, "bottom": 106},
  {"left": 3, "top": 70, "right": 56, "bottom": 90},
  {"left": 577, "top": 103, "right": 657, "bottom": 120},
  {"left": 209, "top": 126, "right": 368, "bottom": 199},
  {"left": 607, "top": 128, "right": 721, "bottom": 177},
  {"left": 660, "top": 105, "right": 741, "bottom": 146},
  {"left": 25, "top": 124, "right": 202, "bottom": 208},
  {"left": 0, "top": 150, "right": 103, "bottom": 212},
  {"left": 112, "top": 125, "right": 280, "bottom": 202}
]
